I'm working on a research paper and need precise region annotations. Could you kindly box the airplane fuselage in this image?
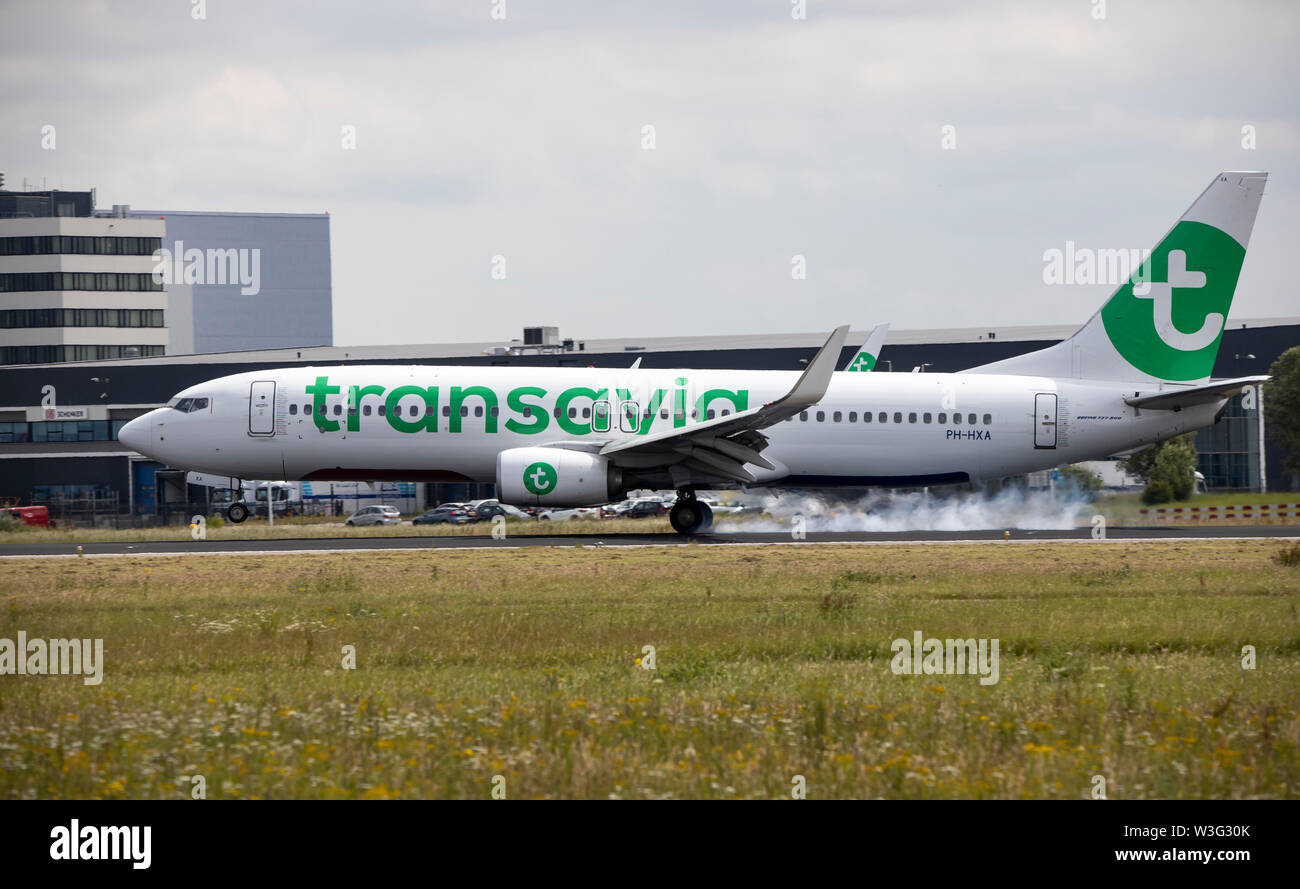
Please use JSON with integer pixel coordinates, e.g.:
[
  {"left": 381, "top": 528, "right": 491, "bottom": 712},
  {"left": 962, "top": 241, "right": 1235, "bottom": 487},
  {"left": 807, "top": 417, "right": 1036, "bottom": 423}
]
[{"left": 120, "top": 365, "right": 1216, "bottom": 492}]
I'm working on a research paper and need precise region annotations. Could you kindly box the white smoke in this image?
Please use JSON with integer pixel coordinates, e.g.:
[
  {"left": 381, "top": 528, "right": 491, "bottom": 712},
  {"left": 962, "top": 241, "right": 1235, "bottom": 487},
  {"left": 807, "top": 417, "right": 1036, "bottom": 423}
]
[{"left": 716, "top": 486, "right": 1090, "bottom": 533}]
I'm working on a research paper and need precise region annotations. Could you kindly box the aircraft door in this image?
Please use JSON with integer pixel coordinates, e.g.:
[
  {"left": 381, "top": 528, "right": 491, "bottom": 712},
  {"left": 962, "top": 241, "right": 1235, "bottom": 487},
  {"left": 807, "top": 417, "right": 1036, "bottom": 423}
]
[
  {"left": 620, "top": 402, "right": 639, "bottom": 433},
  {"left": 1034, "top": 392, "right": 1057, "bottom": 449},
  {"left": 249, "top": 380, "right": 276, "bottom": 436}
]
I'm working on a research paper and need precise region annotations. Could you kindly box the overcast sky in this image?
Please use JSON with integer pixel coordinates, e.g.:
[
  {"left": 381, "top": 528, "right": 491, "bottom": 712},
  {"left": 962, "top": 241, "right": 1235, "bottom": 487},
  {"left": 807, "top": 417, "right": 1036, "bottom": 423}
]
[{"left": 2, "top": 0, "right": 1296, "bottom": 346}]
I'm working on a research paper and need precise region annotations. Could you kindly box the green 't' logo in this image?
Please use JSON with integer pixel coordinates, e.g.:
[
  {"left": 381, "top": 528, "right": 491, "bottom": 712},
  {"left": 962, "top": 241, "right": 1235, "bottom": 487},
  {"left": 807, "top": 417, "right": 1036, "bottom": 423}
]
[
  {"left": 847, "top": 351, "right": 877, "bottom": 372},
  {"left": 523, "top": 461, "right": 557, "bottom": 496},
  {"left": 1100, "top": 221, "right": 1245, "bottom": 381}
]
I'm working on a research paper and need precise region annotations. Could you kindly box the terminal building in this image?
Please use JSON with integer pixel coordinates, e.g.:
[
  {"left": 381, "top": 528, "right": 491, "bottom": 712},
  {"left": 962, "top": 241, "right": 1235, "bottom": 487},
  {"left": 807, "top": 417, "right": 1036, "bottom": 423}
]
[
  {"left": 0, "top": 318, "right": 1294, "bottom": 521},
  {"left": 0, "top": 187, "right": 331, "bottom": 362}
]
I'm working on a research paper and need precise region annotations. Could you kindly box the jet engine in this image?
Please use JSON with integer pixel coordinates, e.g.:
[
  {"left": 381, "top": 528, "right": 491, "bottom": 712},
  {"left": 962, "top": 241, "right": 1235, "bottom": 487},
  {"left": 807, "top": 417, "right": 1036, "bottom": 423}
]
[{"left": 496, "top": 447, "right": 623, "bottom": 507}]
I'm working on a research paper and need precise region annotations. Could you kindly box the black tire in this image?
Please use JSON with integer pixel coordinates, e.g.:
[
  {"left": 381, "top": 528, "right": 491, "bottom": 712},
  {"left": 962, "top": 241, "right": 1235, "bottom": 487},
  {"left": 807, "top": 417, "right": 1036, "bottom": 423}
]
[
  {"left": 227, "top": 502, "right": 249, "bottom": 524},
  {"left": 669, "top": 500, "right": 703, "bottom": 535}
]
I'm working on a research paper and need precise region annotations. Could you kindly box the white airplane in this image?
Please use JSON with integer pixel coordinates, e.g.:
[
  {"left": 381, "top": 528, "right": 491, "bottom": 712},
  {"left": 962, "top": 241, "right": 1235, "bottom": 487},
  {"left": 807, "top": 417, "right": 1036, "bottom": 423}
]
[{"left": 120, "top": 172, "right": 1270, "bottom": 534}]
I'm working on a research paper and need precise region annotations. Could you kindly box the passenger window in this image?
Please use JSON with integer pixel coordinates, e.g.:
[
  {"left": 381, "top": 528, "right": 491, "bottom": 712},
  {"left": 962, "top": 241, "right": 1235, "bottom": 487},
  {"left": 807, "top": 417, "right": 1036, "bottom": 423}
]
[
  {"left": 721, "top": 409, "right": 731, "bottom": 417},
  {"left": 490, "top": 406, "right": 499, "bottom": 417},
  {"left": 582, "top": 407, "right": 590, "bottom": 419},
  {"left": 462, "top": 407, "right": 470, "bottom": 417},
  {"left": 923, "top": 412, "right": 932, "bottom": 424},
  {"left": 303, "top": 404, "right": 310, "bottom": 415},
  {"left": 568, "top": 407, "right": 577, "bottom": 419},
  {"left": 849, "top": 411, "right": 857, "bottom": 422},
  {"left": 707, "top": 410, "right": 716, "bottom": 419},
  {"left": 816, "top": 411, "right": 825, "bottom": 422},
  {"left": 953, "top": 413, "right": 962, "bottom": 424},
  {"left": 363, "top": 405, "right": 371, "bottom": 416},
  {"left": 908, "top": 412, "right": 917, "bottom": 423},
  {"left": 554, "top": 407, "right": 562, "bottom": 419},
  {"left": 799, "top": 411, "right": 808, "bottom": 422},
  {"left": 660, "top": 409, "right": 669, "bottom": 419},
  {"left": 833, "top": 411, "right": 842, "bottom": 422},
  {"left": 983, "top": 413, "right": 992, "bottom": 425},
  {"left": 333, "top": 404, "right": 342, "bottom": 416},
  {"left": 878, "top": 412, "right": 887, "bottom": 423},
  {"left": 968, "top": 413, "right": 976, "bottom": 424},
  {"left": 474, "top": 406, "right": 483, "bottom": 418},
  {"left": 426, "top": 405, "right": 435, "bottom": 416},
  {"left": 348, "top": 405, "right": 358, "bottom": 416},
  {"left": 863, "top": 412, "right": 871, "bottom": 423},
  {"left": 318, "top": 404, "right": 327, "bottom": 415},
  {"left": 378, "top": 405, "right": 386, "bottom": 416},
  {"left": 893, "top": 412, "right": 902, "bottom": 424},
  {"left": 410, "top": 405, "right": 420, "bottom": 417},
  {"left": 938, "top": 413, "right": 947, "bottom": 424},
  {"left": 289, "top": 404, "right": 298, "bottom": 415}
]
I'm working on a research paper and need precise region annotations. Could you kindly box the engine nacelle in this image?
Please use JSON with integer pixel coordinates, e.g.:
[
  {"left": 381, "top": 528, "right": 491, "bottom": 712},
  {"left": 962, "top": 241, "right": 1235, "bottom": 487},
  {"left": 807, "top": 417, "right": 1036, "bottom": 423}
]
[{"left": 496, "top": 447, "right": 623, "bottom": 507}]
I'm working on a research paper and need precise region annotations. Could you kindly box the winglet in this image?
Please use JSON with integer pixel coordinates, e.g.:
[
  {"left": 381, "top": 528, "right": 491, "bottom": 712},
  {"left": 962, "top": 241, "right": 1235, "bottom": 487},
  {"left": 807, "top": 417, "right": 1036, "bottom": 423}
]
[{"left": 770, "top": 325, "right": 850, "bottom": 411}]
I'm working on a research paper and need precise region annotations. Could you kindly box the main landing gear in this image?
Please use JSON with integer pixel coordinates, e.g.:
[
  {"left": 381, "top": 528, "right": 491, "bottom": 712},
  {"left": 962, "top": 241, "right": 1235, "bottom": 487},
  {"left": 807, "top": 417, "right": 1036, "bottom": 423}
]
[{"left": 668, "top": 490, "right": 713, "bottom": 535}]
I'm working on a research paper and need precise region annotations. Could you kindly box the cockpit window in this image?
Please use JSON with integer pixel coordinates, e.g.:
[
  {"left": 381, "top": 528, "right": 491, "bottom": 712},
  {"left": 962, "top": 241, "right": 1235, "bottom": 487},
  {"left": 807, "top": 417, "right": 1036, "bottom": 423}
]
[{"left": 168, "top": 396, "right": 209, "bottom": 413}]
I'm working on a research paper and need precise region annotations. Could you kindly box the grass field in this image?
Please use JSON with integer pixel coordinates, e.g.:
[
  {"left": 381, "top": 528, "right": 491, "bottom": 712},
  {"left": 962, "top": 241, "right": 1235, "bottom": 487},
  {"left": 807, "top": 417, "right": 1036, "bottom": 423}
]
[{"left": 2, "top": 539, "right": 1298, "bottom": 799}]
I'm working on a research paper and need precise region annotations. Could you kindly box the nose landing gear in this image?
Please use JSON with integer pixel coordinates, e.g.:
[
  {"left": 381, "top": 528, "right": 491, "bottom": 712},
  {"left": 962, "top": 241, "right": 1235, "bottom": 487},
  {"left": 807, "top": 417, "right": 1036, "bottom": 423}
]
[
  {"left": 225, "top": 478, "right": 249, "bottom": 523},
  {"left": 668, "top": 490, "right": 713, "bottom": 535}
]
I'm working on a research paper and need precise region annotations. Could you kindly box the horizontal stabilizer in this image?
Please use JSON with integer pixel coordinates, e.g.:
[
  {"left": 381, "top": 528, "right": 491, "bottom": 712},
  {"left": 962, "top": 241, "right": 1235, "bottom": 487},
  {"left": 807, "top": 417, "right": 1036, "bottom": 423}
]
[{"left": 1123, "top": 375, "right": 1268, "bottom": 411}]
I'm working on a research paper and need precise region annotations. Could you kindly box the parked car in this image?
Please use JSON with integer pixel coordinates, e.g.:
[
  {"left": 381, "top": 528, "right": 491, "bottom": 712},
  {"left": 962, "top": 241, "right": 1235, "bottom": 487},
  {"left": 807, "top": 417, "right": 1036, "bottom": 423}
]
[
  {"left": 623, "top": 499, "right": 668, "bottom": 519},
  {"left": 537, "top": 506, "right": 602, "bottom": 521},
  {"left": 412, "top": 506, "right": 473, "bottom": 525},
  {"left": 344, "top": 505, "right": 402, "bottom": 526}
]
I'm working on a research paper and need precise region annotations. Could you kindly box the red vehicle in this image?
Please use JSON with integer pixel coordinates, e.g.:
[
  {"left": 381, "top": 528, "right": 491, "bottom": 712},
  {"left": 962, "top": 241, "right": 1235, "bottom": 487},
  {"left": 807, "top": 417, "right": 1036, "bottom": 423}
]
[{"left": 3, "top": 505, "right": 51, "bottom": 528}]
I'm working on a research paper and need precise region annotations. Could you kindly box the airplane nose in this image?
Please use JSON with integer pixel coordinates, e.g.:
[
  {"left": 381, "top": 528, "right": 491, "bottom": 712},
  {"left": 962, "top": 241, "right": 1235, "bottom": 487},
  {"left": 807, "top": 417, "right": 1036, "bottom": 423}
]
[{"left": 118, "top": 413, "right": 151, "bottom": 453}]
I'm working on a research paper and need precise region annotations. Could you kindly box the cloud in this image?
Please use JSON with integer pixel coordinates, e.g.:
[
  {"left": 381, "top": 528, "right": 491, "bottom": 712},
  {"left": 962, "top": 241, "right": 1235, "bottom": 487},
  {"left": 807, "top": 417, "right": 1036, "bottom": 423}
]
[{"left": 1, "top": 0, "right": 1296, "bottom": 346}]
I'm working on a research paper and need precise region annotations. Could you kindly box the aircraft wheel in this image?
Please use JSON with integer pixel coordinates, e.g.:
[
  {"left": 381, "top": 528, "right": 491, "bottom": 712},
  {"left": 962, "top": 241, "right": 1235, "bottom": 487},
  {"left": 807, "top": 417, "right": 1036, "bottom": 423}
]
[
  {"left": 669, "top": 499, "right": 710, "bottom": 535},
  {"left": 227, "top": 502, "right": 250, "bottom": 524}
]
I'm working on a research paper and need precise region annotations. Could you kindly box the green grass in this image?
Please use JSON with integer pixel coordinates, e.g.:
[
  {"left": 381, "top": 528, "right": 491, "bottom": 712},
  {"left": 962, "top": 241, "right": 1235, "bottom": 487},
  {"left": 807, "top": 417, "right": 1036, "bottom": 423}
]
[{"left": 1, "top": 540, "right": 1298, "bottom": 799}]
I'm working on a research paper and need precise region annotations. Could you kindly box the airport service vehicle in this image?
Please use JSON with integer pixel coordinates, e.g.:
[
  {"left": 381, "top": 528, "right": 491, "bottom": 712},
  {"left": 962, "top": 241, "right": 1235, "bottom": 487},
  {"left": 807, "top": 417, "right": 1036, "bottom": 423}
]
[
  {"left": 119, "top": 172, "right": 1270, "bottom": 535},
  {"left": 412, "top": 506, "right": 472, "bottom": 525},
  {"left": 2, "top": 505, "right": 51, "bottom": 528},
  {"left": 344, "top": 505, "right": 402, "bottom": 526}
]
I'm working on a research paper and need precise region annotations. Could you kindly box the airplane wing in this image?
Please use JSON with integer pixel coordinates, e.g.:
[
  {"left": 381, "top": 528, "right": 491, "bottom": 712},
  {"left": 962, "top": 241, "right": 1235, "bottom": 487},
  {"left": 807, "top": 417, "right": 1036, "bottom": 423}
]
[
  {"left": 1123, "top": 375, "right": 1269, "bottom": 411},
  {"left": 596, "top": 325, "right": 850, "bottom": 483},
  {"left": 842, "top": 323, "right": 889, "bottom": 371}
]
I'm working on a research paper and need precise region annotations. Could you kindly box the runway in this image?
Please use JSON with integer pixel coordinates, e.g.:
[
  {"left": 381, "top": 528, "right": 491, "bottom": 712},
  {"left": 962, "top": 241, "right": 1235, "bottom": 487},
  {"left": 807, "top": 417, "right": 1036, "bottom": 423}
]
[{"left": 1, "top": 524, "right": 1297, "bottom": 558}]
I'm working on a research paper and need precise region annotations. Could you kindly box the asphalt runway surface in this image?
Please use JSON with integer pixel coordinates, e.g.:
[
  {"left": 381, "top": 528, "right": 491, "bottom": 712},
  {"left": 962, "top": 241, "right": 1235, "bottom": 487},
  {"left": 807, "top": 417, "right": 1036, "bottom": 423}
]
[{"left": 2, "top": 524, "right": 1298, "bottom": 558}]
